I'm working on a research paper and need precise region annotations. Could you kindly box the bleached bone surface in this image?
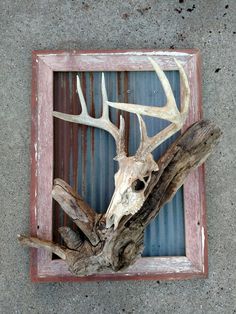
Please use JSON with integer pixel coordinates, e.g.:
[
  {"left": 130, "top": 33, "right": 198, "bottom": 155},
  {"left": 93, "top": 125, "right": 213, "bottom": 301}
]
[{"left": 53, "top": 57, "right": 190, "bottom": 229}]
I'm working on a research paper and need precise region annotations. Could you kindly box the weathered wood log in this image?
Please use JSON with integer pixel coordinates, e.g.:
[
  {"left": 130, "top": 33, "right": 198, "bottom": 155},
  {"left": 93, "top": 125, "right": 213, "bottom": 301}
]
[
  {"left": 52, "top": 178, "right": 100, "bottom": 245},
  {"left": 58, "top": 227, "right": 83, "bottom": 250},
  {"left": 18, "top": 120, "right": 222, "bottom": 275}
]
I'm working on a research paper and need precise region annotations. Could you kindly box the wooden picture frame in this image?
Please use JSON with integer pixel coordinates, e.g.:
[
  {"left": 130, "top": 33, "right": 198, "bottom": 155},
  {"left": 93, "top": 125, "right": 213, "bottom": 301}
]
[{"left": 30, "top": 49, "right": 207, "bottom": 282}]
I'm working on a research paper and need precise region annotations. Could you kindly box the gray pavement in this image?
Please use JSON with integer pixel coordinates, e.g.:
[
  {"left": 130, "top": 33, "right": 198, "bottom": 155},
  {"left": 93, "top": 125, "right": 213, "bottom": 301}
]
[{"left": 0, "top": 1, "right": 235, "bottom": 313}]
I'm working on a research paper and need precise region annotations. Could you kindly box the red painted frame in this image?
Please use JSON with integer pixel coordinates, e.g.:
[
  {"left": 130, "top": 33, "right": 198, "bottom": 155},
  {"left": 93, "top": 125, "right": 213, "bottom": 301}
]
[{"left": 30, "top": 49, "right": 207, "bottom": 282}]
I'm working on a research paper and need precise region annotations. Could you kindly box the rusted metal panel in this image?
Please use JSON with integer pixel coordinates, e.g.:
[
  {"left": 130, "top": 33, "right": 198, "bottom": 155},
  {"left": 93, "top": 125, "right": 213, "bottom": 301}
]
[{"left": 53, "top": 70, "right": 185, "bottom": 257}]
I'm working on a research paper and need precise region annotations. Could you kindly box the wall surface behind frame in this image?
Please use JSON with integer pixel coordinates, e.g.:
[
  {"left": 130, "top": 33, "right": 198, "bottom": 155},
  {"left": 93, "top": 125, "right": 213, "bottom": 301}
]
[{"left": 0, "top": 1, "right": 235, "bottom": 313}]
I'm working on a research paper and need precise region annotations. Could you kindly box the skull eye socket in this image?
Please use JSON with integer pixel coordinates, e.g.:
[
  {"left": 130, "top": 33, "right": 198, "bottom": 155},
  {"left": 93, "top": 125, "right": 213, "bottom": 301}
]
[
  {"left": 144, "top": 176, "right": 149, "bottom": 182},
  {"left": 131, "top": 179, "right": 145, "bottom": 192}
]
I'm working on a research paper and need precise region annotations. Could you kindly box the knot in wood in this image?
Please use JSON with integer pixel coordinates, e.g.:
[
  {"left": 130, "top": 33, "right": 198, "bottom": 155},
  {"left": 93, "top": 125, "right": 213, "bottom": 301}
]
[{"left": 123, "top": 241, "right": 136, "bottom": 258}]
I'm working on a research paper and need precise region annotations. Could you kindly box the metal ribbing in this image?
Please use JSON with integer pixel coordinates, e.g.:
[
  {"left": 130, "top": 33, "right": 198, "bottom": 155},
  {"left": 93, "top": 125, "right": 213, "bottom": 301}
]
[{"left": 53, "top": 70, "right": 185, "bottom": 256}]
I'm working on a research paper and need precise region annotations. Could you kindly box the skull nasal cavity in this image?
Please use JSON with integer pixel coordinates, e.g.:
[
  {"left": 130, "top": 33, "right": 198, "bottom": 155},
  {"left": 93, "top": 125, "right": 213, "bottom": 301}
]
[{"left": 132, "top": 179, "right": 145, "bottom": 192}]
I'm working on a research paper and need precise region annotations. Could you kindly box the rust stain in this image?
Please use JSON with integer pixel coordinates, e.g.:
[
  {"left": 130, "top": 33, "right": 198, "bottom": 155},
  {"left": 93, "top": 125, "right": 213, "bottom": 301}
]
[
  {"left": 116, "top": 72, "right": 121, "bottom": 124},
  {"left": 53, "top": 72, "right": 58, "bottom": 243},
  {"left": 71, "top": 73, "right": 79, "bottom": 232},
  {"left": 53, "top": 72, "right": 64, "bottom": 243},
  {"left": 59, "top": 72, "right": 65, "bottom": 241},
  {"left": 123, "top": 71, "right": 130, "bottom": 155},
  {"left": 90, "top": 72, "right": 95, "bottom": 154},
  {"left": 63, "top": 73, "right": 70, "bottom": 227},
  {"left": 90, "top": 73, "right": 95, "bottom": 210},
  {"left": 81, "top": 73, "right": 87, "bottom": 198},
  {"left": 72, "top": 73, "right": 78, "bottom": 192}
]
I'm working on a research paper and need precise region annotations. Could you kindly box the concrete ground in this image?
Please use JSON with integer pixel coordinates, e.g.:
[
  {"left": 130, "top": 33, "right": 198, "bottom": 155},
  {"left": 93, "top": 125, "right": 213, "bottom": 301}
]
[{"left": 0, "top": 0, "right": 235, "bottom": 313}]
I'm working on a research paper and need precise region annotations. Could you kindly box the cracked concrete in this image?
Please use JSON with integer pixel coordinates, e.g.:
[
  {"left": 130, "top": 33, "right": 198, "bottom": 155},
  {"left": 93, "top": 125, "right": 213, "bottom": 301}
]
[{"left": 0, "top": 0, "right": 235, "bottom": 313}]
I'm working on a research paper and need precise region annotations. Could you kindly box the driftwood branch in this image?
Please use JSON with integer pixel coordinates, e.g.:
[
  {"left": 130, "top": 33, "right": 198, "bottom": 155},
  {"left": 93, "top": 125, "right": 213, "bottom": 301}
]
[
  {"left": 17, "top": 235, "right": 67, "bottom": 260},
  {"left": 19, "top": 120, "right": 222, "bottom": 275},
  {"left": 52, "top": 178, "right": 100, "bottom": 245},
  {"left": 58, "top": 227, "right": 83, "bottom": 250}
]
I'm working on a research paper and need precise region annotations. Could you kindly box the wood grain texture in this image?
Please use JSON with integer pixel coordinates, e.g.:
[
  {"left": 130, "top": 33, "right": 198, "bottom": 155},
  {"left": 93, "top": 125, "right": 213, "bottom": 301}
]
[
  {"left": 52, "top": 179, "right": 100, "bottom": 245},
  {"left": 29, "top": 49, "right": 210, "bottom": 282}
]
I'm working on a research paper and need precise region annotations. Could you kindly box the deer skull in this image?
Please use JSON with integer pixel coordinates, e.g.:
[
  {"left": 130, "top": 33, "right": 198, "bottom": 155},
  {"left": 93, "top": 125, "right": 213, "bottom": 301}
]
[
  {"left": 53, "top": 57, "right": 190, "bottom": 230},
  {"left": 105, "top": 154, "right": 159, "bottom": 229}
]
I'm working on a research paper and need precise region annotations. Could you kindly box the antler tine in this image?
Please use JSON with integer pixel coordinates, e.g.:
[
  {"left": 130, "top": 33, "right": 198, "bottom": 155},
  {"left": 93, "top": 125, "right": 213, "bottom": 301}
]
[
  {"left": 136, "top": 114, "right": 149, "bottom": 155},
  {"left": 101, "top": 73, "right": 126, "bottom": 158},
  {"left": 148, "top": 57, "right": 179, "bottom": 119},
  {"left": 53, "top": 74, "right": 126, "bottom": 158},
  {"left": 174, "top": 58, "right": 190, "bottom": 120},
  {"left": 101, "top": 73, "right": 109, "bottom": 119},
  {"left": 76, "top": 75, "right": 88, "bottom": 115},
  {"left": 135, "top": 114, "right": 176, "bottom": 158}
]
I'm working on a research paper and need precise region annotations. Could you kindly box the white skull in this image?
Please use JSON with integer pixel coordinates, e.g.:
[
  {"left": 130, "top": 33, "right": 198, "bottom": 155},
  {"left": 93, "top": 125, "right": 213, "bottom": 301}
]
[{"left": 105, "top": 154, "right": 159, "bottom": 229}]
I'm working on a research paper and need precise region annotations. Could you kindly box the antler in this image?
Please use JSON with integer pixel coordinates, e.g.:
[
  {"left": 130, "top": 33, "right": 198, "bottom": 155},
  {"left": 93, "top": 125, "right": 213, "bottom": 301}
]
[
  {"left": 53, "top": 74, "right": 126, "bottom": 159},
  {"left": 107, "top": 57, "right": 190, "bottom": 158}
]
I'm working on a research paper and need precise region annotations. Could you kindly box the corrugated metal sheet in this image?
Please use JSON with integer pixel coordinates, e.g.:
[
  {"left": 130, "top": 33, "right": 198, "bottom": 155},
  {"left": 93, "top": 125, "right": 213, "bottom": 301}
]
[{"left": 53, "top": 70, "right": 185, "bottom": 257}]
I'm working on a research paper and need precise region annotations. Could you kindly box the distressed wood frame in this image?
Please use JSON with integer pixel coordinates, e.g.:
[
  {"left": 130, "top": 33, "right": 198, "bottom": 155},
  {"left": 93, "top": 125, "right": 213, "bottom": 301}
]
[{"left": 30, "top": 49, "right": 207, "bottom": 282}]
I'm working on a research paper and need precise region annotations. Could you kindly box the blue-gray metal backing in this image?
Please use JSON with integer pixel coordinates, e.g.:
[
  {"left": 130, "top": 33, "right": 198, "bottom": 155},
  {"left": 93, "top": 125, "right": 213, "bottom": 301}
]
[{"left": 54, "top": 70, "right": 185, "bottom": 257}]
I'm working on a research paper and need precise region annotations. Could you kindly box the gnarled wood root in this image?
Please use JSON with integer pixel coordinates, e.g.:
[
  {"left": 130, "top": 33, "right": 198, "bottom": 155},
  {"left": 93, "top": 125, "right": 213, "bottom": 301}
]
[{"left": 18, "top": 120, "right": 222, "bottom": 275}]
